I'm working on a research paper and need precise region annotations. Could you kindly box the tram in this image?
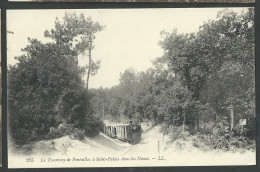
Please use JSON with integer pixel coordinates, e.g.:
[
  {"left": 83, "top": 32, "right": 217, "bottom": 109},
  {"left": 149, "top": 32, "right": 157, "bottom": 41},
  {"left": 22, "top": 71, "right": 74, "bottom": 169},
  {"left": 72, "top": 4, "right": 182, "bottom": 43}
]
[{"left": 104, "top": 123, "right": 142, "bottom": 144}]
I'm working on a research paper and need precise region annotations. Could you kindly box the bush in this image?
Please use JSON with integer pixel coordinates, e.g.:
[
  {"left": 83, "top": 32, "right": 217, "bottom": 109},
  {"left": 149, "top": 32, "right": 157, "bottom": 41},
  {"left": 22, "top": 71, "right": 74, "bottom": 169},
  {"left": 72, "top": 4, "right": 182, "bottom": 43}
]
[
  {"left": 71, "top": 128, "right": 86, "bottom": 141},
  {"left": 175, "top": 141, "right": 186, "bottom": 151},
  {"left": 166, "top": 125, "right": 190, "bottom": 142},
  {"left": 45, "top": 128, "right": 63, "bottom": 140},
  {"left": 45, "top": 122, "right": 79, "bottom": 140},
  {"left": 44, "top": 117, "right": 104, "bottom": 141},
  {"left": 192, "top": 132, "right": 255, "bottom": 152},
  {"left": 84, "top": 116, "right": 104, "bottom": 137}
]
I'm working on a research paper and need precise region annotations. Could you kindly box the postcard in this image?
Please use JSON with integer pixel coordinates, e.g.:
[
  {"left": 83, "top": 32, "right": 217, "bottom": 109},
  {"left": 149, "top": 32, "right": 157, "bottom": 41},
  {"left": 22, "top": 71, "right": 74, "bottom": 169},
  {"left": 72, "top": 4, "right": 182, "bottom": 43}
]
[{"left": 7, "top": 8, "right": 255, "bottom": 168}]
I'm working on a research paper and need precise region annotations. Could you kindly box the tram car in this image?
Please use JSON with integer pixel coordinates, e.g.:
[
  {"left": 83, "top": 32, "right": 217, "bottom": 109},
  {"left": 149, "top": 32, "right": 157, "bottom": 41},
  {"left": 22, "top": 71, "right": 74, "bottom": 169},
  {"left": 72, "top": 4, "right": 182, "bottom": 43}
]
[{"left": 104, "top": 123, "right": 142, "bottom": 144}]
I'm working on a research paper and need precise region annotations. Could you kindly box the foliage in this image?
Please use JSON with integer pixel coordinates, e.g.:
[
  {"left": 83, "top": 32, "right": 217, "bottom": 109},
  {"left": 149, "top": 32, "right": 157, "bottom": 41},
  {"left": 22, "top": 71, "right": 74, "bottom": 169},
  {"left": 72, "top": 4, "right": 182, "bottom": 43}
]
[
  {"left": 84, "top": 116, "right": 104, "bottom": 137},
  {"left": 192, "top": 132, "right": 255, "bottom": 152},
  {"left": 159, "top": 8, "right": 255, "bottom": 133},
  {"left": 44, "top": 12, "right": 104, "bottom": 90},
  {"left": 90, "top": 9, "right": 255, "bottom": 147},
  {"left": 71, "top": 128, "right": 86, "bottom": 141},
  {"left": 46, "top": 125, "right": 70, "bottom": 140},
  {"left": 8, "top": 12, "right": 104, "bottom": 145}
]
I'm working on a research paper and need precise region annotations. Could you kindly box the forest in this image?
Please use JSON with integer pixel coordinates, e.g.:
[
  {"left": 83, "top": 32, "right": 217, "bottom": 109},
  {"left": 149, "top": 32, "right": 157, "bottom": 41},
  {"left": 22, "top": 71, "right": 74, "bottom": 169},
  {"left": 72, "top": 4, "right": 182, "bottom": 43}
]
[{"left": 8, "top": 9, "right": 255, "bottom": 151}]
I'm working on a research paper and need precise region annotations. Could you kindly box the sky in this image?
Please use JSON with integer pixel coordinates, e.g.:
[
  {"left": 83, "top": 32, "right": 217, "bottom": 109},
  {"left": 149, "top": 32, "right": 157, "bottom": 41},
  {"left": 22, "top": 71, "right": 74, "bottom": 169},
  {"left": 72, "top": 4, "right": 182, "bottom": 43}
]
[{"left": 7, "top": 8, "right": 247, "bottom": 89}]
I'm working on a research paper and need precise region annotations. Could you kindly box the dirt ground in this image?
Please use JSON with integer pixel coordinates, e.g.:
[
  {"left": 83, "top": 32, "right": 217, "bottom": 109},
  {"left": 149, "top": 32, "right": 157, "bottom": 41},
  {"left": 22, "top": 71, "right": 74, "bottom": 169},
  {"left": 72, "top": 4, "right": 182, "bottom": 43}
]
[{"left": 8, "top": 124, "right": 255, "bottom": 168}]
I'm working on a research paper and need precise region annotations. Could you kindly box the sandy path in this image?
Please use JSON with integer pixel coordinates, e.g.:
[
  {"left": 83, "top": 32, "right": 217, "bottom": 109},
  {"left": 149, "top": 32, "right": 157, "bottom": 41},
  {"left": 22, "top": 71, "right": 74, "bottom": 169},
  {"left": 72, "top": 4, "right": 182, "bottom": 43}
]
[{"left": 8, "top": 125, "right": 255, "bottom": 168}]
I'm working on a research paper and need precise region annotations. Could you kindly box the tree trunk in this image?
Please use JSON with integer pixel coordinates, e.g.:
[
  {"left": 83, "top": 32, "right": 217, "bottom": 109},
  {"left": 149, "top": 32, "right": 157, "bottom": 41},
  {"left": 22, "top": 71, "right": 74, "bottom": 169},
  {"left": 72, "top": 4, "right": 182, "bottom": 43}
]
[
  {"left": 230, "top": 105, "right": 234, "bottom": 131},
  {"left": 194, "top": 117, "right": 199, "bottom": 132},
  {"left": 86, "top": 35, "right": 92, "bottom": 91},
  {"left": 191, "top": 114, "right": 199, "bottom": 134},
  {"left": 183, "top": 118, "right": 185, "bottom": 133},
  {"left": 203, "top": 119, "right": 206, "bottom": 134}
]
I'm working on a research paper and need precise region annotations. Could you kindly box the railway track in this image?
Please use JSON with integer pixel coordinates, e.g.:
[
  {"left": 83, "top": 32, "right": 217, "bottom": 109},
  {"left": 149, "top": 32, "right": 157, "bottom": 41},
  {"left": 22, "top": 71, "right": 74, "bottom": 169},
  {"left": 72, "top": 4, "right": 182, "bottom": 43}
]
[{"left": 121, "top": 144, "right": 135, "bottom": 156}]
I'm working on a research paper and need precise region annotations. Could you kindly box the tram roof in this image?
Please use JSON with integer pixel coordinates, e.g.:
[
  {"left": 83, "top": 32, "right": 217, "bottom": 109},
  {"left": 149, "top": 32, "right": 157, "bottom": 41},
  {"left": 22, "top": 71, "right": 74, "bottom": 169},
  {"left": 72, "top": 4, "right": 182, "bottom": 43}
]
[
  {"left": 105, "top": 124, "right": 141, "bottom": 127},
  {"left": 105, "top": 124, "right": 129, "bottom": 127}
]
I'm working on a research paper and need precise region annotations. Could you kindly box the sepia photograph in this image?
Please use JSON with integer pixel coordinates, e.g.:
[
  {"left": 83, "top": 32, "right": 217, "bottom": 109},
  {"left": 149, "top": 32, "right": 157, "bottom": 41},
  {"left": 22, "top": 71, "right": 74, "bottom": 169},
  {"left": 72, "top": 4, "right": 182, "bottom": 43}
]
[
  {"left": 7, "top": 8, "right": 255, "bottom": 168},
  {"left": 8, "top": 0, "right": 256, "bottom": 3}
]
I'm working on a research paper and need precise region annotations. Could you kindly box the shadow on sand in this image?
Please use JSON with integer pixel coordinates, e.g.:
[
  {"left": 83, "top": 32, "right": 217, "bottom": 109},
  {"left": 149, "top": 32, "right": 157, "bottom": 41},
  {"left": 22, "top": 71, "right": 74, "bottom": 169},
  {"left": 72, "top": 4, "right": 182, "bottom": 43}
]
[{"left": 91, "top": 133, "right": 130, "bottom": 150}]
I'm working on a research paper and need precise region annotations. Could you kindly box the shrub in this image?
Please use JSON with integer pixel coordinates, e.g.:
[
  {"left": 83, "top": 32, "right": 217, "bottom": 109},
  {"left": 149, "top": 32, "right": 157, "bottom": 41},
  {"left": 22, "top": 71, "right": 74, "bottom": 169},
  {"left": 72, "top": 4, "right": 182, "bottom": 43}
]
[
  {"left": 167, "top": 125, "right": 190, "bottom": 142},
  {"left": 45, "top": 123, "right": 75, "bottom": 140},
  {"left": 175, "top": 141, "right": 185, "bottom": 151},
  {"left": 71, "top": 128, "right": 86, "bottom": 141},
  {"left": 191, "top": 132, "right": 255, "bottom": 152},
  {"left": 84, "top": 116, "right": 104, "bottom": 137}
]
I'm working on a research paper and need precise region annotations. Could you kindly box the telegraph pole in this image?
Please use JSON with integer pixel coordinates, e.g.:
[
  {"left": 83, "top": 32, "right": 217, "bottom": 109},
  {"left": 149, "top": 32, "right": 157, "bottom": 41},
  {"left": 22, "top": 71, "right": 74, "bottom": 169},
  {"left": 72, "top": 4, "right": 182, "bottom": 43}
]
[
  {"left": 103, "top": 101, "right": 105, "bottom": 119},
  {"left": 227, "top": 103, "right": 234, "bottom": 131},
  {"left": 230, "top": 104, "right": 234, "bottom": 131}
]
